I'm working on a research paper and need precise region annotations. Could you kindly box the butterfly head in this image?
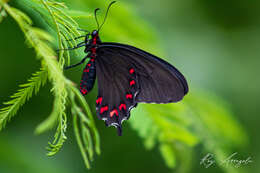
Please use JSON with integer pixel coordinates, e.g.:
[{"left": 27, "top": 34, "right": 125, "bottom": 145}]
[
  {"left": 92, "top": 30, "right": 98, "bottom": 37},
  {"left": 90, "top": 30, "right": 101, "bottom": 45}
]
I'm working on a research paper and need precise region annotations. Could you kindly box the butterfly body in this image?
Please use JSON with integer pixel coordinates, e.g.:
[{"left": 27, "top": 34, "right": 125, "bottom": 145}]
[{"left": 76, "top": 30, "right": 188, "bottom": 135}]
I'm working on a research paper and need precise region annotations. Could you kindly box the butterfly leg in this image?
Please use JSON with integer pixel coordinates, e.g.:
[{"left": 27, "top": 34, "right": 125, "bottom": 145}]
[
  {"left": 64, "top": 54, "right": 90, "bottom": 70},
  {"left": 57, "top": 41, "right": 86, "bottom": 52},
  {"left": 65, "top": 35, "right": 86, "bottom": 42},
  {"left": 66, "top": 33, "right": 90, "bottom": 42},
  {"left": 77, "top": 28, "right": 90, "bottom": 32}
]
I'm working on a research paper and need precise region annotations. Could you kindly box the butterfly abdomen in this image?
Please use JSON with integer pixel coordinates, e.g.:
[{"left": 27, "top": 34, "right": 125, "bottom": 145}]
[{"left": 80, "top": 58, "right": 96, "bottom": 95}]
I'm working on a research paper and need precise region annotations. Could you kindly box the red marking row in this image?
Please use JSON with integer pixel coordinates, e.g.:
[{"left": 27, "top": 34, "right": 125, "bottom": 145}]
[
  {"left": 130, "top": 80, "right": 135, "bottom": 86},
  {"left": 110, "top": 109, "right": 119, "bottom": 117},
  {"left": 126, "top": 93, "right": 133, "bottom": 99},
  {"left": 119, "top": 103, "right": 126, "bottom": 111},
  {"left": 81, "top": 88, "right": 88, "bottom": 95},
  {"left": 96, "top": 97, "right": 103, "bottom": 105},
  {"left": 129, "top": 68, "right": 135, "bottom": 74},
  {"left": 100, "top": 106, "right": 108, "bottom": 114}
]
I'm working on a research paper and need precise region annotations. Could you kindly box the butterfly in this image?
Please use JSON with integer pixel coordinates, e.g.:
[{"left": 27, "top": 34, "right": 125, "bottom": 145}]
[{"left": 63, "top": 1, "right": 188, "bottom": 135}]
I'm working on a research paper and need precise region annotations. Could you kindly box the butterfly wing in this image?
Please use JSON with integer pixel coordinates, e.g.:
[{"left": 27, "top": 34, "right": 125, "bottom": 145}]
[
  {"left": 95, "top": 42, "right": 188, "bottom": 135},
  {"left": 98, "top": 43, "right": 188, "bottom": 102}
]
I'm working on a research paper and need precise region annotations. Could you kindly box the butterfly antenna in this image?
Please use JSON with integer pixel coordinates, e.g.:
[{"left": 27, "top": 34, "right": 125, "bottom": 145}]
[
  {"left": 94, "top": 8, "right": 100, "bottom": 29},
  {"left": 98, "top": 1, "right": 116, "bottom": 31}
]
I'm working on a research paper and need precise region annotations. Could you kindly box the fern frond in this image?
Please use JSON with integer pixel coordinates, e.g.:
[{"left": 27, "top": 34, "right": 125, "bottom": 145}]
[
  {"left": 0, "top": 69, "right": 48, "bottom": 131},
  {"left": 2, "top": 0, "right": 100, "bottom": 166},
  {"left": 69, "top": 83, "right": 100, "bottom": 169},
  {"left": 46, "top": 78, "right": 68, "bottom": 155},
  {"left": 69, "top": 84, "right": 101, "bottom": 155},
  {"left": 67, "top": 10, "right": 92, "bottom": 19},
  {"left": 39, "top": 0, "right": 82, "bottom": 67},
  {"left": 0, "top": 2, "right": 7, "bottom": 23},
  {"left": 2, "top": 1, "right": 69, "bottom": 155}
]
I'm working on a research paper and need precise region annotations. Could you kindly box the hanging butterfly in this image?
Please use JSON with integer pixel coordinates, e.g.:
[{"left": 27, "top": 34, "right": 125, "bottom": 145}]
[{"left": 63, "top": 1, "right": 188, "bottom": 136}]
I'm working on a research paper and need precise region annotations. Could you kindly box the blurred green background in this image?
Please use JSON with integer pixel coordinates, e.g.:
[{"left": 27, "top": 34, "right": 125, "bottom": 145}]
[{"left": 0, "top": 0, "right": 259, "bottom": 173}]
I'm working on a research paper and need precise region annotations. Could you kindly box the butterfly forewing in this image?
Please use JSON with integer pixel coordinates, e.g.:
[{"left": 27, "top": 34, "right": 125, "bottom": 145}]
[{"left": 98, "top": 43, "right": 188, "bottom": 103}]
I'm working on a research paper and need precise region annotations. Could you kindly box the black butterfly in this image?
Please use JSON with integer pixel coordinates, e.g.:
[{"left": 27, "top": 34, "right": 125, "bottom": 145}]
[{"left": 64, "top": 1, "right": 188, "bottom": 135}]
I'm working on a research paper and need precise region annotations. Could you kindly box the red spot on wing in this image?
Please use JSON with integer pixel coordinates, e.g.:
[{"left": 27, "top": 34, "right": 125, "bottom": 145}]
[
  {"left": 96, "top": 97, "right": 103, "bottom": 105},
  {"left": 129, "top": 68, "right": 135, "bottom": 74},
  {"left": 130, "top": 80, "right": 135, "bottom": 86},
  {"left": 110, "top": 109, "right": 118, "bottom": 117},
  {"left": 84, "top": 68, "right": 89, "bottom": 72},
  {"left": 119, "top": 104, "right": 126, "bottom": 111},
  {"left": 100, "top": 106, "right": 108, "bottom": 114},
  {"left": 87, "top": 63, "right": 91, "bottom": 67},
  {"left": 81, "top": 89, "right": 88, "bottom": 95},
  {"left": 126, "top": 94, "right": 133, "bottom": 99},
  {"left": 90, "top": 58, "right": 95, "bottom": 62}
]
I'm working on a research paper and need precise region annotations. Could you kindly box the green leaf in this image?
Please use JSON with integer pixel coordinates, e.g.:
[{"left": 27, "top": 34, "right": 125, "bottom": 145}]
[
  {"left": 130, "top": 103, "right": 198, "bottom": 169},
  {"left": 159, "top": 143, "right": 176, "bottom": 168},
  {"left": 131, "top": 91, "right": 248, "bottom": 172},
  {"left": 0, "top": 69, "right": 48, "bottom": 131}
]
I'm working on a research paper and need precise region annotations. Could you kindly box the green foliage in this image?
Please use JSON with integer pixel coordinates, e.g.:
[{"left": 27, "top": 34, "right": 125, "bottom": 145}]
[
  {"left": 0, "top": 3, "right": 7, "bottom": 23},
  {"left": 185, "top": 92, "right": 248, "bottom": 173},
  {"left": 70, "top": 85, "right": 101, "bottom": 168},
  {"left": 0, "top": 69, "right": 48, "bottom": 131},
  {"left": 0, "top": 0, "right": 99, "bottom": 169},
  {"left": 131, "top": 91, "right": 248, "bottom": 173},
  {"left": 0, "top": 0, "right": 248, "bottom": 172}
]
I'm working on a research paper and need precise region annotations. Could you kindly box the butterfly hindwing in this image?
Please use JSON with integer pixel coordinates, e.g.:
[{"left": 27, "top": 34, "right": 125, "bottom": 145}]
[{"left": 95, "top": 50, "right": 139, "bottom": 135}]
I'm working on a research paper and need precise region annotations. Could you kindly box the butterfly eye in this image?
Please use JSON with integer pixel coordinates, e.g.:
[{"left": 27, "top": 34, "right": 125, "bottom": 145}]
[{"left": 92, "top": 30, "right": 98, "bottom": 36}]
